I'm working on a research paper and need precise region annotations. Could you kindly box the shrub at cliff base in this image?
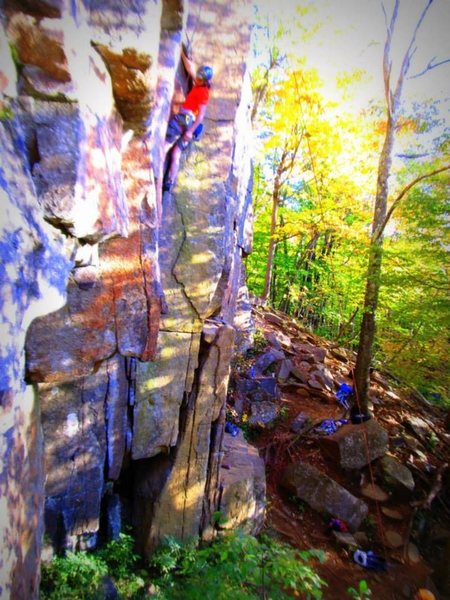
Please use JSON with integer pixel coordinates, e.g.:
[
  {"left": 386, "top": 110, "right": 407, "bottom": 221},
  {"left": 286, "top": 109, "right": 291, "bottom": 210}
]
[{"left": 40, "top": 531, "right": 327, "bottom": 599}]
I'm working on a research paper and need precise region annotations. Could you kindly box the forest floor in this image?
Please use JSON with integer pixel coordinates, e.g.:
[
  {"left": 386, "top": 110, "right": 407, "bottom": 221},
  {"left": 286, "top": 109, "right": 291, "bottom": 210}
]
[{"left": 227, "top": 305, "right": 450, "bottom": 600}]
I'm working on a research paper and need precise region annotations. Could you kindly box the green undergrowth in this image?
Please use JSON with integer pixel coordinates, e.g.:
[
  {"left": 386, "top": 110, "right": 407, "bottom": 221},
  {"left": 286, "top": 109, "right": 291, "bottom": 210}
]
[
  {"left": 40, "top": 533, "right": 143, "bottom": 600},
  {"left": 40, "top": 530, "right": 329, "bottom": 599}
]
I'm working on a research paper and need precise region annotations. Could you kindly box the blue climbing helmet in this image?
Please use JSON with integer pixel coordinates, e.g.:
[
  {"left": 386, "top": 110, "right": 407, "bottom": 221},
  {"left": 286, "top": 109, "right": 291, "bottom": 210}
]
[{"left": 196, "top": 65, "right": 213, "bottom": 83}]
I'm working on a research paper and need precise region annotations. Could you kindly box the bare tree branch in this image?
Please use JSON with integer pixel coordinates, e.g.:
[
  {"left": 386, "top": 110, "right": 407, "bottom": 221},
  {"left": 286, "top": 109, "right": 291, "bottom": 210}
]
[
  {"left": 250, "top": 46, "right": 284, "bottom": 123},
  {"left": 409, "top": 56, "right": 450, "bottom": 79},
  {"left": 373, "top": 163, "right": 450, "bottom": 241},
  {"left": 382, "top": 0, "right": 399, "bottom": 115},
  {"left": 392, "top": 0, "right": 433, "bottom": 113}
]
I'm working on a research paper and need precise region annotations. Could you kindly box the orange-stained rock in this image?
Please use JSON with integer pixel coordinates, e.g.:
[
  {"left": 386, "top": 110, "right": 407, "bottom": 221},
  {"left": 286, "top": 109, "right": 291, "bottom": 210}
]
[
  {"left": 26, "top": 279, "right": 117, "bottom": 383},
  {"left": 7, "top": 14, "right": 70, "bottom": 82},
  {"left": 94, "top": 44, "right": 154, "bottom": 130}
]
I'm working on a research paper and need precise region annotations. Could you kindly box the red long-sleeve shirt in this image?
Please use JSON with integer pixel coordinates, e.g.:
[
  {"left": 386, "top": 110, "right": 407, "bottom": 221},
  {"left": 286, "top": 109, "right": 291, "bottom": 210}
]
[{"left": 182, "top": 85, "right": 210, "bottom": 116}]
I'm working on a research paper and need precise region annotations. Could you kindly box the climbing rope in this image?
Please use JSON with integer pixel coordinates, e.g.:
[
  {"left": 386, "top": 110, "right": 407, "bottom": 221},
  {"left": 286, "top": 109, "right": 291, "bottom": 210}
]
[{"left": 352, "top": 368, "right": 389, "bottom": 556}]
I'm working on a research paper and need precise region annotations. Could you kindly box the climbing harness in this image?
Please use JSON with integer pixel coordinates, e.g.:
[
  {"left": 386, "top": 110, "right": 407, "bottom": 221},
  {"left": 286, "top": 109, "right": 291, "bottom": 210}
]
[{"left": 166, "top": 109, "right": 196, "bottom": 144}]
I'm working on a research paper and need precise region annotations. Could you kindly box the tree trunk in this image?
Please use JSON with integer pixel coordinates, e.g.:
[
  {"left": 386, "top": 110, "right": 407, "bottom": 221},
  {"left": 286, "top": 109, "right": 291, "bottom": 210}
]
[
  {"left": 354, "top": 115, "right": 395, "bottom": 411},
  {"left": 261, "top": 174, "right": 281, "bottom": 303}
]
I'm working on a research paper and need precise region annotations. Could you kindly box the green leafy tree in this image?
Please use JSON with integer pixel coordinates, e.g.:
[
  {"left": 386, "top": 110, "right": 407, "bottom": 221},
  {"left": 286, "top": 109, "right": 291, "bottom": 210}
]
[
  {"left": 248, "top": 62, "right": 377, "bottom": 329},
  {"left": 377, "top": 160, "right": 450, "bottom": 400}
]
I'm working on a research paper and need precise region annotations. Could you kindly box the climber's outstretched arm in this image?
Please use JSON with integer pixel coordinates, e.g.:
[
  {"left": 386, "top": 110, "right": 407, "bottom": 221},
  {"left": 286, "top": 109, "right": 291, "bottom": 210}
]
[{"left": 180, "top": 46, "right": 196, "bottom": 80}]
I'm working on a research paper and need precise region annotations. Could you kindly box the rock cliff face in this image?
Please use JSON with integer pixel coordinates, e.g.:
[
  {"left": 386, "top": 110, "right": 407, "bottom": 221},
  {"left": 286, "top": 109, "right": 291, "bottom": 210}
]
[{"left": 0, "top": 0, "right": 258, "bottom": 597}]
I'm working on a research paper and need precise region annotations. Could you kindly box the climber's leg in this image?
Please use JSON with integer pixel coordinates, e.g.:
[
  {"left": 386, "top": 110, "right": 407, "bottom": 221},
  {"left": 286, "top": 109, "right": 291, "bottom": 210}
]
[
  {"left": 163, "top": 135, "right": 193, "bottom": 192},
  {"left": 167, "top": 143, "right": 182, "bottom": 182},
  {"left": 163, "top": 143, "right": 181, "bottom": 192}
]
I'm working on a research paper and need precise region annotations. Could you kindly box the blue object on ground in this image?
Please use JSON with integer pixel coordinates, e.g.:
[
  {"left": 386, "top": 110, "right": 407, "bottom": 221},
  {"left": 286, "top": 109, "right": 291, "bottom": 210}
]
[
  {"left": 336, "top": 383, "right": 354, "bottom": 410},
  {"left": 314, "top": 419, "right": 338, "bottom": 435},
  {"left": 353, "top": 549, "right": 387, "bottom": 571},
  {"left": 225, "top": 422, "right": 239, "bottom": 437},
  {"left": 314, "top": 418, "right": 349, "bottom": 435}
]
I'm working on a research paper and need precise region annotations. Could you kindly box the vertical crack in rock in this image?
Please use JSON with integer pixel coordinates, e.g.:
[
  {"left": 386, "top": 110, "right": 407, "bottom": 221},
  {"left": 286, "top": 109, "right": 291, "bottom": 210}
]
[
  {"left": 170, "top": 196, "right": 201, "bottom": 321},
  {"left": 104, "top": 359, "right": 112, "bottom": 480},
  {"left": 200, "top": 411, "right": 225, "bottom": 540},
  {"left": 133, "top": 335, "right": 206, "bottom": 554},
  {"left": 165, "top": 335, "right": 206, "bottom": 542},
  {"left": 132, "top": 331, "right": 199, "bottom": 461},
  {"left": 199, "top": 324, "right": 235, "bottom": 536},
  {"left": 108, "top": 264, "right": 121, "bottom": 361},
  {"left": 125, "top": 356, "right": 137, "bottom": 451},
  {"left": 104, "top": 354, "right": 128, "bottom": 483},
  {"left": 180, "top": 387, "right": 201, "bottom": 540},
  {"left": 137, "top": 194, "right": 161, "bottom": 361}
]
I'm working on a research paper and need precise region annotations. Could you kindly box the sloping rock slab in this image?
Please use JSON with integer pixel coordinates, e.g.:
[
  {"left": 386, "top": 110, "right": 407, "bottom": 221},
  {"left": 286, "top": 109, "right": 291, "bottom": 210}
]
[
  {"left": 378, "top": 455, "right": 415, "bottom": 494},
  {"left": 219, "top": 431, "right": 266, "bottom": 534},
  {"left": 290, "top": 412, "right": 309, "bottom": 434},
  {"left": 294, "top": 342, "right": 327, "bottom": 363},
  {"left": 291, "top": 366, "right": 310, "bottom": 383},
  {"left": 319, "top": 419, "right": 388, "bottom": 469},
  {"left": 280, "top": 462, "right": 368, "bottom": 531},
  {"left": 265, "top": 312, "right": 284, "bottom": 326},
  {"left": 266, "top": 330, "right": 292, "bottom": 350},
  {"left": 333, "top": 531, "right": 359, "bottom": 548}
]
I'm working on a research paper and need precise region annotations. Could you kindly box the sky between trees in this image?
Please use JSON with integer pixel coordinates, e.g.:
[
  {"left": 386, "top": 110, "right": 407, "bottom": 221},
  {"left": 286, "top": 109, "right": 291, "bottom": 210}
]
[{"left": 252, "top": 0, "right": 450, "bottom": 118}]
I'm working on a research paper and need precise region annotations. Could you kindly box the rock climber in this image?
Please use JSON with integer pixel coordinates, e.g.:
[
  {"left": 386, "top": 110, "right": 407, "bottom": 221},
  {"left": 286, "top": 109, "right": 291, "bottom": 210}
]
[{"left": 162, "top": 45, "right": 213, "bottom": 193}]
